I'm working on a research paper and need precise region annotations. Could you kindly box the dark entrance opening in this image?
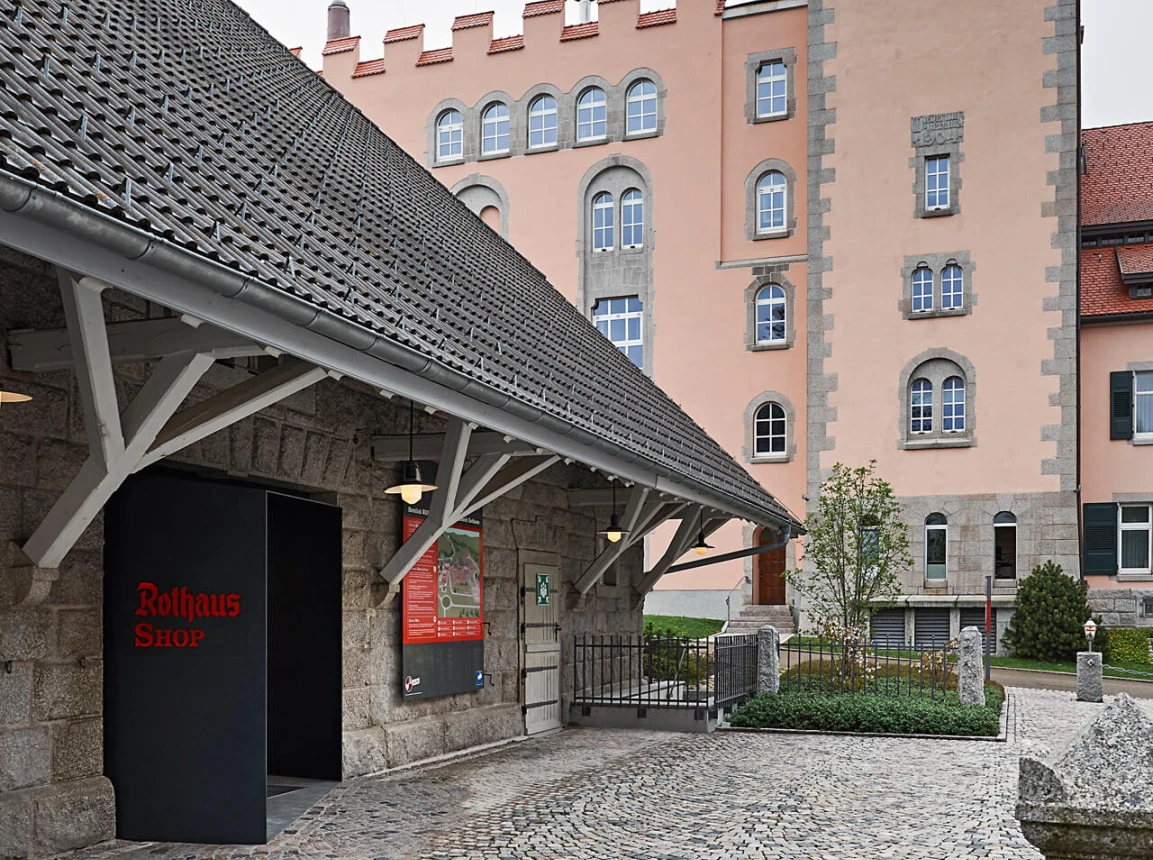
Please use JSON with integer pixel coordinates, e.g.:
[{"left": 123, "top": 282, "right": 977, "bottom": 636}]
[
  {"left": 104, "top": 471, "right": 341, "bottom": 845},
  {"left": 753, "top": 528, "right": 787, "bottom": 606}
]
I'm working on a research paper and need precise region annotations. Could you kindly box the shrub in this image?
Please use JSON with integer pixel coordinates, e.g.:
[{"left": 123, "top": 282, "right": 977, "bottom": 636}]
[
  {"left": 730, "top": 684, "right": 1003, "bottom": 737},
  {"left": 1102, "top": 628, "right": 1153, "bottom": 665},
  {"left": 1002, "top": 561, "right": 1102, "bottom": 662}
]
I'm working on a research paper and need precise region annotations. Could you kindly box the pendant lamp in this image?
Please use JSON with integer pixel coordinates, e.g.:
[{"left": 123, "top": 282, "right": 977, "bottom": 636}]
[
  {"left": 385, "top": 401, "right": 438, "bottom": 505},
  {"left": 598, "top": 481, "right": 629, "bottom": 544}
]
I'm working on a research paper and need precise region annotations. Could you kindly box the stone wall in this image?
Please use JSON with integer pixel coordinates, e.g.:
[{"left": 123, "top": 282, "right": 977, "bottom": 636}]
[
  {"left": 1087, "top": 589, "right": 1149, "bottom": 628},
  {"left": 0, "top": 247, "right": 642, "bottom": 857}
]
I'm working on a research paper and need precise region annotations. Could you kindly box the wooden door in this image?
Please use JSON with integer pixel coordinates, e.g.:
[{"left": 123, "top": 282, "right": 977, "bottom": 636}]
[
  {"left": 756, "top": 546, "right": 787, "bottom": 605},
  {"left": 522, "top": 563, "right": 561, "bottom": 734}
]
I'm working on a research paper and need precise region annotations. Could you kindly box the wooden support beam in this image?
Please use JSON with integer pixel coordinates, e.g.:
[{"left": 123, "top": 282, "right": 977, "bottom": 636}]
[
  {"left": 573, "top": 487, "right": 651, "bottom": 594},
  {"left": 633, "top": 511, "right": 729, "bottom": 603},
  {"left": 371, "top": 431, "right": 544, "bottom": 461},
  {"left": 666, "top": 526, "right": 793, "bottom": 574},
  {"left": 9, "top": 316, "right": 263, "bottom": 372},
  {"left": 460, "top": 455, "right": 559, "bottom": 516},
  {"left": 566, "top": 488, "right": 682, "bottom": 508}
]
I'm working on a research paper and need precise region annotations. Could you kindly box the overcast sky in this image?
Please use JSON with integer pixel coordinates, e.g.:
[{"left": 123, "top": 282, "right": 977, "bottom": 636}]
[{"left": 234, "top": 0, "right": 1151, "bottom": 129}]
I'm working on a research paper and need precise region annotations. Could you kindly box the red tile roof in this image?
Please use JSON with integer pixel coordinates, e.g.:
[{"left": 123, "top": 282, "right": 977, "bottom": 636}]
[
  {"left": 416, "top": 48, "right": 454, "bottom": 66},
  {"left": 288, "top": 46, "right": 303, "bottom": 58},
  {"left": 488, "top": 35, "right": 526, "bottom": 54},
  {"left": 1082, "top": 246, "right": 1153, "bottom": 319},
  {"left": 384, "top": 24, "right": 423, "bottom": 43},
  {"left": 524, "top": 0, "right": 563, "bottom": 17},
  {"left": 452, "top": 11, "right": 494, "bottom": 30},
  {"left": 638, "top": 9, "right": 676, "bottom": 27},
  {"left": 1117, "top": 244, "right": 1153, "bottom": 278},
  {"left": 321, "top": 36, "right": 359, "bottom": 56},
  {"left": 560, "top": 21, "right": 599, "bottom": 41},
  {"left": 351, "top": 59, "right": 385, "bottom": 78},
  {"left": 1083, "top": 122, "right": 1153, "bottom": 227},
  {"left": 716, "top": 0, "right": 726, "bottom": 14}
]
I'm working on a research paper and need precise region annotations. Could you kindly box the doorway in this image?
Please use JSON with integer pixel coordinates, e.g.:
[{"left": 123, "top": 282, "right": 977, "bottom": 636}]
[
  {"left": 522, "top": 563, "right": 561, "bottom": 735},
  {"left": 103, "top": 471, "right": 342, "bottom": 845},
  {"left": 754, "top": 529, "right": 787, "bottom": 606}
]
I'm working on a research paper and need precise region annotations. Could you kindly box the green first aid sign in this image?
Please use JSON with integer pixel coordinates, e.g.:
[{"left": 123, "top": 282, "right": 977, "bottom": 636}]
[{"left": 536, "top": 573, "right": 550, "bottom": 605}]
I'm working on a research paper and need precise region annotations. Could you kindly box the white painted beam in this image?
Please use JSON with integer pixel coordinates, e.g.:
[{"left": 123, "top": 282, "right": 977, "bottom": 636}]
[
  {"left": 460, "top": 455, "right": 560, "bottom": 517},
  {"left": 427, "top": 417, "right": 473, "bottom": 526},
  {"left": 633, "top": 512, "right": 730, "bottom": 600},
  {"left": 371, "top": 432, "right": 543, "bottom": 461}
]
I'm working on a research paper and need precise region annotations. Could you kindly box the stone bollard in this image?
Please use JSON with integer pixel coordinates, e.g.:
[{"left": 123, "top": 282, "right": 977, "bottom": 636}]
[
  {"left": 1017, "top": 694, "right": 1153, "bottom": 859},
  {"left": 1076, "top": 652, "right": 1103, "bottom": 704},
  {"left": 757, "top": 625, "right": 780, "bottom": 694},
  {"left": 957, "top": 626, "right": 986, "bottom": 706}
]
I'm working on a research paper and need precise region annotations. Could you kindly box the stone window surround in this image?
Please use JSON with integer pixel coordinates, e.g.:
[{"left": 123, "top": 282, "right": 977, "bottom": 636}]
[
  {"left": 575, "top": 155, "right": 656, "bottom": 377},
  {"left": 910, "top": 112, "right": 965, "bottom": 219},
  {"left": 897, "top": 348, "right": 977, "bottom": 450},
  {"left": 745, "top": 47, "right": 798, "bottom": 124},
  {"left": 1127, "top": 362, "right": 1153, "bottom": 447},
  {"left": 745, "top": 158, "right": 798, "bottom": 242},
  {"left": 742, "top": 390, "right": 798, "bottom": 464},
  {"left": 899, "top": 251, "right": 976, "bottom": 320},
  {"left": 449, "top": 174, "right": 511, "bottom": 239},
  {"left": 744, "top": 271, "right": 797, "bottom": 351},
  {"left": 424, "top": 69, "right": 667, "bottom": 168}
]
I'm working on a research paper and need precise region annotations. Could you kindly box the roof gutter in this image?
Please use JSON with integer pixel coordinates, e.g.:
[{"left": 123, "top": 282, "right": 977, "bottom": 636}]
[{"left": 0, "top": 172, "right": 802, "bottom": 533}]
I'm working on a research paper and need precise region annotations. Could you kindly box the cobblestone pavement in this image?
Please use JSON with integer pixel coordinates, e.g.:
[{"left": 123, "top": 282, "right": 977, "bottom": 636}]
[{"left": 69, "top": 689, "right": 1144, "bottom": 860}]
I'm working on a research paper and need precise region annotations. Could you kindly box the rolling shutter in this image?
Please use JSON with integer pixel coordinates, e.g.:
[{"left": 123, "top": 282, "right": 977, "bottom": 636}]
[
  {"left": 1111, "top": 371, "right": 1134, "bottom": 440},
  {"left": 1083, "top": 502, "right": 1119, "bottom": 576},
  {"left": 959, "top": 607, "right": 997, "bottom": 654},
  {"left": 913, "top": 608, "right": 951, "bottom": 649},
  {"left": 870, "top": 608, "right": 906, "bottom": 647}
]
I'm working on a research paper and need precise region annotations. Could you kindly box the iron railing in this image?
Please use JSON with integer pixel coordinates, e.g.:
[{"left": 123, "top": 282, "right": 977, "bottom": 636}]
[
  {"left": 714, "top": 633, "right": 758, "bottom": 710},
  {"left": 780, "top": 635, "right": 956, "bottom": 700}
]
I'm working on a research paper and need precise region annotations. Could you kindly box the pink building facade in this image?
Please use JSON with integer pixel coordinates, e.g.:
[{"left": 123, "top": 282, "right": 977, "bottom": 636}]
[{"left": 323, "top": 0, "right": 1084, "bottom": 645}]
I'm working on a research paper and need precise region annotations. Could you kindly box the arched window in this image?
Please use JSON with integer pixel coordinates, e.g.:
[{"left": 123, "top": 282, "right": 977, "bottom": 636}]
[
  {"left": 912, "top": 266, "right": 933, "bottom": 313},
  {"left": 756, "top": 171, "right": 787, "bottom": 234},
  {"left": 481, "top": 103, "right": 510, "bottom": 155},
  {"left": 942, "top": 376, "right": 965, "bottom": 432},
  {"left": 994, "top": 512, "right": 1017, "bottom": 580},
  {"left": 592, "top": 192, "right": 614, "bottom": 252},
  {"left": 436, "top": 110, "right": 463, "bottom": 161},
  {"left": 754, "top": 402, "right": 787, "bottom": 456},
  {"left": 577, "top": 88, "right": 607, "bottom": 141},
  {"left": 756, "top": 61, "right": 788, "bottom": 118},
  {"left": 941, "top": 264, "right": 963, "bottom": 310},
  {"left": 755, "top": 285, "right": 786, "bottom": 344},
  {"left": 621, "top": 189, "right": 644, "bottom": 249},
  {"left": 626, "top": 80, "right": 657, "bottom": 135},
  {"left": 528, "top": 95, "right": 558, "bottom": 149},
  {"left": 925, "top": 513, "right": 948, "bottom": 580},
  {"left": 910, "top": 378, "right": 933, "bottom": 434}
]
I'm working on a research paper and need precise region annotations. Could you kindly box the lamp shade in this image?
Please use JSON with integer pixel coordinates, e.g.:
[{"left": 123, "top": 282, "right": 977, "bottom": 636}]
[
  {"left": 385, "top": 460, "right": 437, "bottom": 506},
  {"left": 692, "top": 531, "right": 713, "bottom": 556},
  {"left": 599, "top": 513, "right": 628, "bottom": 544}
]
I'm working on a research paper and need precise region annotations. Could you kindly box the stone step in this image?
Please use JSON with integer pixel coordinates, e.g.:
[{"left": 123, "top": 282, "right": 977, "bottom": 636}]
[
  {"left": 733, "top": 605, "right": 793, "bottom": 617},
  {"left": 726, "top": 620, "right": 795, "bottom": 634}
]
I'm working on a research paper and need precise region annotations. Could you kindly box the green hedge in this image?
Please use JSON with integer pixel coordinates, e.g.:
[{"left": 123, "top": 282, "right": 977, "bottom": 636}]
[
  {"left": 730, "top": 683, "right": 1004, "bottom": 737},
  {"left": 1103, "top": 628, "right": 1153, "bottom": 665}
]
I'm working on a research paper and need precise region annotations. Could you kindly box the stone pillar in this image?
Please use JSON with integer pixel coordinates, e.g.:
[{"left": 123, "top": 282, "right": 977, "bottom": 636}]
[
  {"left": 957, "top": 626, "right": 986, "bottom": 706},
  {"left": 1076, "top": 652, "right": 1103, "bottom": 704},
  {"left": 757, "top": 625, "right": 780, "bottom": 695},
  {"left": 1017, "top": 694, "right": 1153, "bottom": 859}
]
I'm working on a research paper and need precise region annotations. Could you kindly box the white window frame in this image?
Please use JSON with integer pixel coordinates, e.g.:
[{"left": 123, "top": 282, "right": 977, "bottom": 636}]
[
  {"left": 1120, "top": 504, "right": 1153, "bottom": 577},
  {"left": 942, "top": 376, "right": 965, "bottom": 433},
  {"left": 912, "top": 267, "right": 933, "bottom": 313},
  {"left": 577, "top": 88, "right": 607, "bottom": 142},
  {"left": 925, "top": 514, "right": 948, "bottom": 581},
  {"left": 481, "top": 103, "right": 510, "bottom": 155},
  {"left": 592, "top": 192, "right": 614, "bottom": 252},
  {"left": 753, "top": 402, "right": 787, "bottom": 457},
  {"left": 1136, "top": 371, "right": 1153, "bottom": 438},
  {"left": 626, "top": 80, "right": 657, "bottom": 136},
  {"left": 941, "top": 264, "right": 963, "bottom": 310},
  {"left": 926, "top": 155, "right": 950, "bottom": 210},
  {"left": 756, "top": 171, "right": 787, "bottom": 235},
  {"left": 755, "top": 285, "right": 786, "bottom": 345},
  {"left": 910, "top": 378, "right": 933, "bottom": 434},
  {"left": 755, "top": 61, "right": 788, "bottom": 119},
  {"left": 593, "top": 297, "right": 643, "bottom": 368},
  {"left": 621, "top": 189, "right": 644, "bottom": 249},
  {"left": 436, "top": 110, "right": 463, "bottom": 162},
  {"left": 528, "top": 95, "right": 558, "bottom": 149}
]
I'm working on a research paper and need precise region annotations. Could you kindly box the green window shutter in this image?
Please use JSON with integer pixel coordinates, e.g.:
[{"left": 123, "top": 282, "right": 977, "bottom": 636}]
[
  {"left": 1111, "top": 371, "right": 1134, "bottom": 440},
  {"left": 1083, "top": 503, "right": 1118, "bottom": 576}
]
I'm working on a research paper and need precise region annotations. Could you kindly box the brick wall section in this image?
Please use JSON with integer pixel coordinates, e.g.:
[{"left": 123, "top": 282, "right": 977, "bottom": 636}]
[{"left": 0, "top": 248, "right": 641, "bottom": 857}]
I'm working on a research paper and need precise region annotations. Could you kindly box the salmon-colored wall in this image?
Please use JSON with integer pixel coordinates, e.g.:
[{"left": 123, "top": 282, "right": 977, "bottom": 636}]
[
  {"left": 1082, "top": 321, "right": 1153, "bottom": 502},
  {"left": 820, "top": 0, "right": 1065, "bottom": 496},
  {"left": 326, "top": 3, "right": 809, "bottom": 592}
]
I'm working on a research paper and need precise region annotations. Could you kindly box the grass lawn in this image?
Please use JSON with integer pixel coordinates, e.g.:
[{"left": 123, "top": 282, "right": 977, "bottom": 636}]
[
  {"left": 643, "top": 615, "right": 724, "bottom": 639},
  {"left": 990, "top": 655, "right": 1153, "bottom": 680}
]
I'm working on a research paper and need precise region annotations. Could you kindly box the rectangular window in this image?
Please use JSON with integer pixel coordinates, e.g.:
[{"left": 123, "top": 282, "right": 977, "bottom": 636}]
[
  {"left": 756, "top": 61, "right": 788, "bottom": 118},
  {"left": 593, "top": 297, "right": 643, "bottom": 369},
  {"left": 925, "top": 155, "right": 950, "bottom": 210},
  {"left": 925, "top": 525, "right": 947, "bottom": 580},
  {"left": 994, "top": 524, "right": 1016, "bottom": 579},
  {"left": 1137, "top": 371, "right": 1153, "bottom": 436},
  {"left": 1120, "top": 504, "right": 1152, "bottom": 575}
]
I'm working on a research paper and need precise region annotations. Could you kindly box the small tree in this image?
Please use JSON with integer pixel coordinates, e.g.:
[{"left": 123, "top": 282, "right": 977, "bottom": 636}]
[
  {"left": 787, "top": 461, "right": 913, "bottom": 637},
  {"left": 1003, "top": 561, "right": 1100, "bottom": 662}
]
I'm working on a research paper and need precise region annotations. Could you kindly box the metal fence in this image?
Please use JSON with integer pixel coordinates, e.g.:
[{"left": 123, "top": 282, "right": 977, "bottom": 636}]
[
  {"left": 572, "top": 633, "right": 758, "bottom": 713},
  {"left": 780, "top": 635, "right": 957, "bottom": 700}
]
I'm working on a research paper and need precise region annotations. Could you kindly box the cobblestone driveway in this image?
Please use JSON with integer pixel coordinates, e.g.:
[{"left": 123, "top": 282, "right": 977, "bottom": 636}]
[{"left": 72, "top": 689, "right": 1132, "bottom": 860}]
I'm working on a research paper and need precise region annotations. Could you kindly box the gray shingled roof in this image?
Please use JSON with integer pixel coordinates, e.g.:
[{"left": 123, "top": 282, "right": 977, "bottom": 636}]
[{"left": 0, "top": 0, "right": 797, "bottom": 529}]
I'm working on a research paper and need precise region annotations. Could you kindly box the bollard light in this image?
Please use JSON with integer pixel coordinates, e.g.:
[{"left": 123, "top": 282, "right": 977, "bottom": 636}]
[{"left": 1084, "top": 618, "right": 1098, "bottom": 653}]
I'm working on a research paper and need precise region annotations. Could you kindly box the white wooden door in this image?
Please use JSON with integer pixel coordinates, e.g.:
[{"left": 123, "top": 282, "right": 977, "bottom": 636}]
[{"left": 523, "top": 563, "right": 561, "bottom": 734}]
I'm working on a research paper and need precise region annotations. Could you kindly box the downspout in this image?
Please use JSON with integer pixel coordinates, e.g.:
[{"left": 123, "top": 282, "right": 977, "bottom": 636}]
[{"left": 1075, "top": 0, "right": 1084, "bottom": 580}]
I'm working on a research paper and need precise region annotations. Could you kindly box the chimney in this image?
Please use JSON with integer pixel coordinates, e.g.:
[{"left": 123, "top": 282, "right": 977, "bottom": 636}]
[
  {"left": 328, "top": 0, "right": 350, "bottom": 41},
  {"left": 578, "top": 0, "right": 593, "bottom": 24}
]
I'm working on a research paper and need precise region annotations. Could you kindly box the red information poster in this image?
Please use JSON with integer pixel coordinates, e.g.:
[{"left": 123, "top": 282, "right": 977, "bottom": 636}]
[{"left": 401, "top": 506, "right": 484, "bottom": 645}]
